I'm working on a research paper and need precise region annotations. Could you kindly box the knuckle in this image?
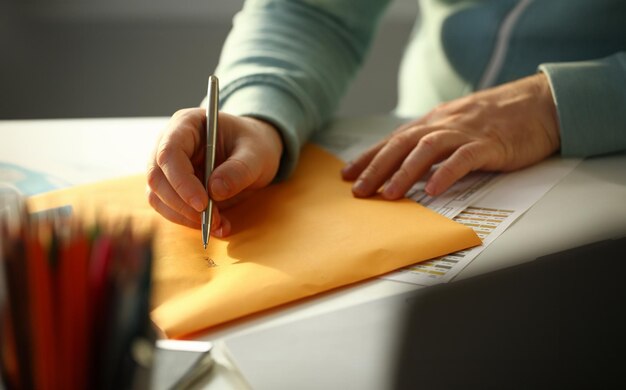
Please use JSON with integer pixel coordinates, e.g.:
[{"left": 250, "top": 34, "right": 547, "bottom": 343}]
[
  {"left": 146, "top": 189, "right": 160, "bottom": 209},
  {"left": 426, "top": 102, "right": 450, "bottom": 120},
  {"left": 418, "top": 133, "right": 439, "bottom": 153},
  {"left": 228, "top": 158, "right": 256, "bottom": 185},
  {"left": 456, "top": 145, "right": 479, "bottom": 166},
  {"left": 170, "top": 176, "right": 187, "bottom": 196},
  {"left": 171, "top": 108, "right": 194, "bottom": 120},
  {"left": 155, "top": 141, "right": 177, "bottom": 167},
  {"left": 173, "top": 198, "right": 188, "bottom": 216},
  {"left": 171, "top": 109, "right": 184, "bottom": 120},
  {"left": 145, "top": 164, "right": 161, "bottom": 190},
  {"left": 391, "top": 124, "right": 414, "bottom": 136},
  {"left": 481, "top": 124, "right": 503, "bottom": 141},
  {"left": 388, "top": 132, "right": 412, "bottom": 149},
  {"left": 394, "top": 166, "right": 412, "bottom": 183},
  {"left": 437, "top": 162, "right": 460, "bottom": 181},
  {"left": 362, "top": 162, "right": 382, "bottom": 179},
  {"left": 420, "top": 134, "right": 436, "bottom": 148}
]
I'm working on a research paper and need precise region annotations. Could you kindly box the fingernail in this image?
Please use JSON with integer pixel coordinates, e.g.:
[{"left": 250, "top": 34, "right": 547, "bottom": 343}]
[
  {"left": 352, "top": 179, "right": 367, "bottom": 196},
  {"left": 214, "top": 217, "right": 230, "bottom": 237},
  {"left": 190, "top": 196, "right": 204, "bottom": 212},
  {"left": 341, "top": 162, "right": 353, "bottom": 175},
  {"left": 383, "top": 182, "right": 398, "bottom": 199},
  {"left": 211, "top": 178, "right": 230, "bottom": 199},
  {"left": 425, "top": 181, "right": 437, "bottom": 196},
  {"left": 214, "top": 226, "right": 224, "bottom": 238}
]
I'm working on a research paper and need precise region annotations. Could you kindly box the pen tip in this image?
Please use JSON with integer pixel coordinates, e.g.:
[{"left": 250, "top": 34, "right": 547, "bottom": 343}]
[{"left": 204, "top": 243, "right": 207, "bottom": 250}]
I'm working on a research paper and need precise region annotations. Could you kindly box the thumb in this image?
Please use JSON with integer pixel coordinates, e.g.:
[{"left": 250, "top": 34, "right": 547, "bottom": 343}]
[{"left": 209, "top": 148, "right": 264, "bottom": 202}]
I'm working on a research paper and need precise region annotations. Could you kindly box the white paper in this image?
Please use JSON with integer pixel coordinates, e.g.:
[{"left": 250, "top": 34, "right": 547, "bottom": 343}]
[{"left": 385, "top": 156, "right": 581, "bottom": 285}]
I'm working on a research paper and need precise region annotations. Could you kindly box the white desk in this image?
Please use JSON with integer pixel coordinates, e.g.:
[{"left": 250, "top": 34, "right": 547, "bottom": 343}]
[
  {"left": 0, "top": 117, "right": 164, "bottom": 188},
  {"left": 1, "top": 117, "right": 625, "bottom": 389}
]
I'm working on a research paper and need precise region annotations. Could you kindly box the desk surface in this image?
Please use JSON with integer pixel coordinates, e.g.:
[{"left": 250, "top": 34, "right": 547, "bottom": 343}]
[{"left": 1, "top": 116, "right": 625, "bottom": 389}]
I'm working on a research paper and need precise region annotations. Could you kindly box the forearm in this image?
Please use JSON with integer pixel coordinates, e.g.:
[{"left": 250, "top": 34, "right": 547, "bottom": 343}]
[{"left": 215, "top": 0, "right": 391, "bottom": 180}]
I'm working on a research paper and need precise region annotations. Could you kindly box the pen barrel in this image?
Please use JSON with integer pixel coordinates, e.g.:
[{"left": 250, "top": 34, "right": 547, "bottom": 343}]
[
  {"left": 202, "top": 75, "right": 219, "bottom": 246},
  {"left": 204, "top": 76, "right": 219, "bottom": 189}
]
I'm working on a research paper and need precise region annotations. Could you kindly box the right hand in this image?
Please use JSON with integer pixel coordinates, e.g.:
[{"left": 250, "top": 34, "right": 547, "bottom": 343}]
[{"left": 146, "top": 108, "right": 283, "bottom": 237}]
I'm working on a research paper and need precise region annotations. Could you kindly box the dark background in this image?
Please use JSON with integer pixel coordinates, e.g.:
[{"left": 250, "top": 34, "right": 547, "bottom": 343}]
[{"left": 0, "top": 0, "right": 416, "bottom": 120}]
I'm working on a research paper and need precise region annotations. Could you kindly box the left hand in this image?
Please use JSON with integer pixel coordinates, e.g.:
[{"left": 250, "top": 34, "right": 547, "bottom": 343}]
[{"left": 341, "top": 73, "right": 561, "bottom": 199}]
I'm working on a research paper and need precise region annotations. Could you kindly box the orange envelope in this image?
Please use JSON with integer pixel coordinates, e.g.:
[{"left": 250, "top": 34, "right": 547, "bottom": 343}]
[{"left": 28, "top": 145, "right": 480, "bottom": 338}]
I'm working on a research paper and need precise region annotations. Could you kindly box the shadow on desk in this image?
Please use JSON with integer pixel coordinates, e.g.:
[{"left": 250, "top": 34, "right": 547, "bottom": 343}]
[{"left": 394, "top": 236, "right": 626, "bottom": 389}]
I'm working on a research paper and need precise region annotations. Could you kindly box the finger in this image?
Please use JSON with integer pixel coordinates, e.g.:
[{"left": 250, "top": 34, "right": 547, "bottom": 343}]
[
  {"left": 209, "top": 205, "right": 228, "bottom": 235},
  {"left": 155, "top": 108, "right": 208, "bottom": 212},
  {"left": 146, "top": 186, "right": 201, "bottom": 229},
  {"left": 341, "top": 118, "right": 430, "bottom": 181},
  {"left": 342, "top": 118, "right": 434, "bottom": 181},
  {"left": 341, "top": 138, "right": 387, "bottom": 181},
  {"left": 212, "top": 213, "right": 231, "bottom": 238},
  {"left": 147, "top": 185, "right": 229, "bottom": 236},
  {"left": 425, "top": 142, "right": 491, "bottom": 196},
  {"left": 146, "top": 163, "right": 202, "bottom": 222},
  {"left": 209, "top": 146, "right": 265, "bottom": 201},
  {"left": 381, "top": 131, "right": 469, "bottom": 200},
  {"left": 352, "top": 128, "right": 431, "bottom": 198}
]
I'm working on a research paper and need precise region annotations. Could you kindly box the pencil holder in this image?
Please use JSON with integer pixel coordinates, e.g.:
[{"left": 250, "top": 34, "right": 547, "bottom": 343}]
[{"left": 0, "top": 185, "right": 156, "bottom": 390}]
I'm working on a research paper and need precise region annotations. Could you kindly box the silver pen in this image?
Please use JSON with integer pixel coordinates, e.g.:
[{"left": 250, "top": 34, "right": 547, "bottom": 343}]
[{"left": 202, "top": 75, "right": 219, "bottom": 250}]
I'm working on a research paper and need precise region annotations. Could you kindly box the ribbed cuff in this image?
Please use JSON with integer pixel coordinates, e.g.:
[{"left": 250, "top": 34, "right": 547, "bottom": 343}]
[
  {"left": 539, "top": 55, "right": 626, "bottom": 157},
  {"left": 219, "top": 85, "right": 310, "bottom": 182}
]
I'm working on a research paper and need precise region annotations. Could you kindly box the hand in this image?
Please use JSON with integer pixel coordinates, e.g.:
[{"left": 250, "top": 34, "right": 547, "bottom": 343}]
[
  {"left": 146, "top": 108, "right": 283, "bottom": 236},
  {"left": 341, "top": 73, "right": 560, "bottom": 199}
]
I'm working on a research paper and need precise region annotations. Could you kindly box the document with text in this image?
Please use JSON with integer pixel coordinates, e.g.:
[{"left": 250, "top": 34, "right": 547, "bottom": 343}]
[{"left": 386, "top": 157, "right": 581, "bottom": 285}]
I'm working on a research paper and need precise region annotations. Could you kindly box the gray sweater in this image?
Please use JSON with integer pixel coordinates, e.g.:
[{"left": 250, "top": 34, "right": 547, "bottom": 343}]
[{"left": 214, "top": 0, "right": 626, "bottom": 179}]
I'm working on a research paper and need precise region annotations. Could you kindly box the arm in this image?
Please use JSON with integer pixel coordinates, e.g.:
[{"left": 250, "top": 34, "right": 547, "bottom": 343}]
[
  {"left": 341, "top": 73, "right": 561, "bottom": 198},
  {"left": 540, "top": 52, "right": 626, "bottom": 157},
  {"left": 147, "top": 0, "right": 391, "bottom": 233},
  {"left": 343, "top": 52, "right": 626, "bottom": 200},
  {"left": 215, "top": 0, "right": 392, "bottom": 180}
]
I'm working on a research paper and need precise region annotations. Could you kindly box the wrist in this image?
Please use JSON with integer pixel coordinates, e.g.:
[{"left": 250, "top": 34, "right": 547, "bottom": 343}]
[
  {"left": 533, "top": 72, "right": 561, "bottom": 152},
  {"left": 243, "top": 116, "right": 284, "bottom": 156},
  {"left": 240, "top": 116, "right": 285, "bottom": 183}
]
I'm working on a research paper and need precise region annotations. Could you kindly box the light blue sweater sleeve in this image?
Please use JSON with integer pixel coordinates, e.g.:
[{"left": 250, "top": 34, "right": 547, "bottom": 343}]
[
  {"left": 540, "top": 53, "right": 626, "bottom": 158},
  {"left": 215, "top": 0, "right": 391, "bottom": 180}
]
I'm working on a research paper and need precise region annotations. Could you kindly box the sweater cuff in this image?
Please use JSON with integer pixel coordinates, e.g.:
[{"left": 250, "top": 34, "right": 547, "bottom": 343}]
[
  {"left": 539, "top": 55, "right": 626, "bottom": 157},
  {"left": 219, "top": 85, "right": 309, "bottom": 182}
]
